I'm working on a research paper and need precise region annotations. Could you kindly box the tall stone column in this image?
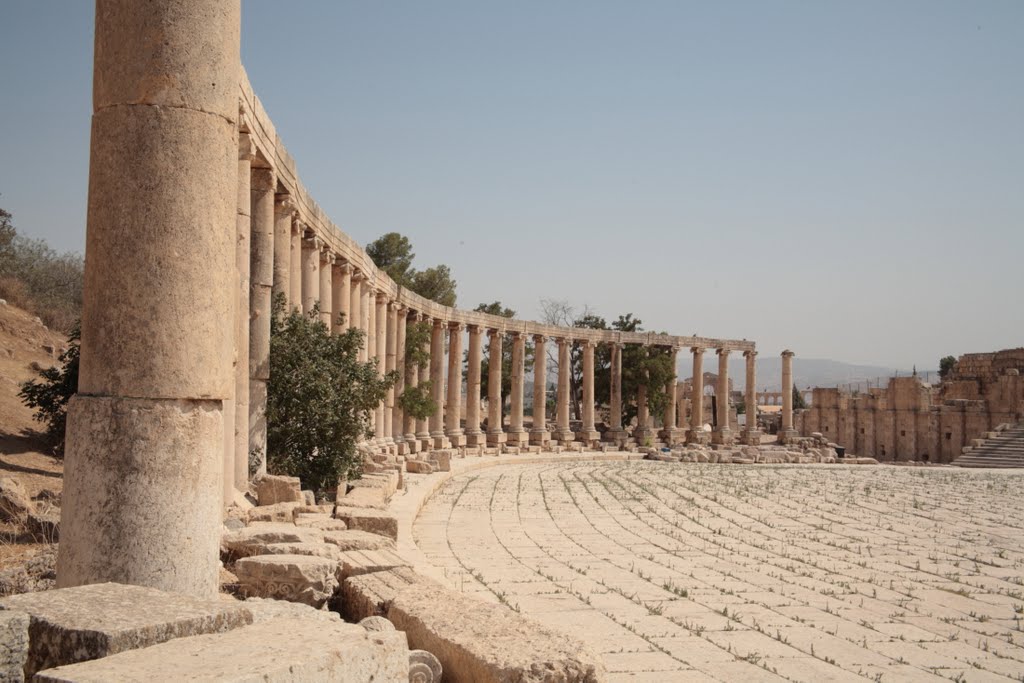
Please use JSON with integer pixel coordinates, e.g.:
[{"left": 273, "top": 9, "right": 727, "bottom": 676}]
[
  {"left": 334, "top": 262, "right": 351, "bottom": 334},
  {"left": 607, "top": 343, "right": 626, "bottom": 444},
  {"left": 384, "top": 300, "right": 397, "bottom": 447},
  {"left": 418, "top": 317, "right": 433, "bottom": 449},
  {"left": 393, "top": 306, "right": 407, "bottom": 453},
  {"left": 507, "top": 332, "right": 527, "bottom": 447},
  {"left": 660, "top": 347, "right": 682, "bottom": 444},
  {"left": 318, "top": 249, "right": 333, "bottom": 328},
  {"left": 289, "top": 218, "right": 302, "bottom": 311},
  {"left": 529, "top": 335, "right": 550, "bottom": 446},
  {"left": 445, "top": 323, "right": 466, "bottom": 447},
  {"left": 272, "top": 195, "right": 294, "bottom": 309},
  {"left": 634, "top": 350, "right": 654, "bottom": 445},
  {"left": 350, "top": 273, "right": 363, "bottom": 358},
  {"left": 742, "top": 350, "right": 760, "bottom": 445},
  {"left": 300, "top": 235, "right": 320, "bottom": 314},
  {"left": 58, "top": 0, "right": 240, "bottom": 598},
  {"left": 464, "top": 326, "right": 484, "bottom": 447},
  {"left": 375, "top": 293, "right": 388, "bottom": 446},
  {"left": 780, "top": 350, "right": 797, "bottom": 443},
  {"left": 487, "top": 330, "right": 506, "bottom": 447},
  {"left": 404, "top": 313, "right": 422, "bottom": 453},
  {"left": 359, "top": 279, "right": 371, "bottom": 364},
  {"left": 712, "top": 348, "right": 733, "bottom": 445},
  {"left": 429, "top": 319, "right": 449, "bottom": 449},
  {"left": 686, "top": 347, "right": 708, "bottom": 444},
  {"left": 249, "top": 166, "right": 275, "bottom": 478},
  {"left": 578, "top": 340, "right": 599, "bottom": 446},
  {"left": 364, "top": 287, "right": 376, "bottom": 443},
  {"left": 232, "top": 133, "right": 253, "bottom": 495},
  {"left": 554, "top": 338, "right": 575, "bottom": 444}
]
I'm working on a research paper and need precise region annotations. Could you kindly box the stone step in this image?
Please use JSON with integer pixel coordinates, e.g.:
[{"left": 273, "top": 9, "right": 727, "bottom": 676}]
[
  {"left": 337, "top": 549, "right": 411, "bottom": 581},
  {"left": 954, "top": 422, "right": 1024, "bottom": 468},
  {"left": 34, "top": 617, "right": 408, "bottom": 683}
]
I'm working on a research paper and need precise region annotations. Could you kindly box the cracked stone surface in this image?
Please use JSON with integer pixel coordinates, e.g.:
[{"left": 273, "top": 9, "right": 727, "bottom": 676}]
[{"left": 413, "top": 461, "right": 1024, "bottom": 682}]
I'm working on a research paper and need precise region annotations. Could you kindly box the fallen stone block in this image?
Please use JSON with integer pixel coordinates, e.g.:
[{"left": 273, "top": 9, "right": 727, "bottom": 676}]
[
  {"left": 341, "top": 567, "right": 438, "bottom": 622},
  {"left": 245, "top": 501, "right": 301, "bottom": 523},
  {"left": 855, "top": 457, "right": 880, "bottom": 465},
  {"left": 34, "top": 617, "right": 409, "bottom": 683},
  {"left": 0, "top": 582, "right": 251, "bottom": 678},
  {"left": 222, "top": 523, "right": 324, "bottom": 559},
  {"left": 255, "top": 474, "right": 303, "bottom": 506},
  {"left": 322, "top": 530, "right": 397, "bottom": 553},
  {"left": 409, "top": 649, "right": 443, "bottom": 683},
  {"left": 337, "top": 549, "right": 412, "bottom": 581},
  {"left": 0, "top": 610, "right": 29, "bottom": 682},
  {"left": 294, "top": 513, "right": 348, "bottom": 530},
  {"left": 406, "top": 460, "right": 434, "bottom": 474},
  {"left": 334, "top": 507, "right": 398, "bottom": 541},
  {"left": 243, "top": 597, "right": 342, "bottom": 624},
  {"left": 234, "top": 554, "right": 338, "bottom": 608},
  {"left": 252, "top": 542, "right": 342, "bottom": 561},
  {"left": 338, "top": 486, "right": 389, "bottom": 509},
  {"left": 431, "top": 451, "right": 451, "bottom": 472},
  {"left": 388, "top": 583, "right": 605, "bottom": 683}
]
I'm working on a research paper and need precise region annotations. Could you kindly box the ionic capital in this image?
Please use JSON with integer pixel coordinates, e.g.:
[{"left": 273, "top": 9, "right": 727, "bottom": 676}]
[
  {"left": 690, "top": 346, "right": 705, "bottom": 355},
  {"left": 717, "top": 348, "right": 729, "bottom": 357},
  {"left": 781, "top": 349, "right": 795, "bottom": 358},
  {"left": 274, "top": 194, "right": 296, "bottom": 215},
  {"left": 238, "top": 132, "right": 255, "bottom": 162},
  {"left": 744, "top": 349, "right": 758, "bottom": 360},
  {"left": 302, "top": 235, "right": 322, "bottom": 250},
  {"left": 251, "top": 166, "right": 276, "bottom": 191},
  {"left": 335, "top": 261, "right": 352, "bottom": 275},
  {"left": 448, "top": 321, "right": 465, "bottom": 332},
  {"left": 319, "top": 250, "right": 334, "bottom": 265}
]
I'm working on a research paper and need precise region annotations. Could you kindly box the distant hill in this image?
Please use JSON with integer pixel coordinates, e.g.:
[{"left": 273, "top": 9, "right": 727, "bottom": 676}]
[{"left": 677, "top": 356, "right": 935, "bottom": 393}]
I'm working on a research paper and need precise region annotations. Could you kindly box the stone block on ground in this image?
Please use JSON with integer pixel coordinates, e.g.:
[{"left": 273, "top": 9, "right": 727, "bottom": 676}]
[
  {"left": 222, "top": 523, "right": 324, "bottom": 559},
  {"left": 243, "top": 597, "right": 342, "bottom": 624},
  {"left": 33, "top": 617, "right": 409, "bottom": 683},
  {"left": 322, "top": 530, "right": 397, "bottom": 553},
  {"left": 245, "top": 501, "right": 301, "bottom": 524},
  {"left": 0, "top": 582, "right": 252, "bottom": 678},
  {"left": 255, "top": 474, "right": 302, "bottom": 506},
  {"left": 0, "top": 610, "right": 29, "bottom": 682},
  {"left": 341, "top": 567, "right": 437, "bottom": 623},
  {"left": 337, "top": 486, "right": 388, "bottom": 509},
  {"left": 234, "top": 554, "right": 338, "bottom": 608},
  {"left": 431, "top": 451, "right": 451, "bottom": 472},
  {"left": 388, "top": 583, "right": 605, "bottom": 683},
  {"left": 251, "top": 542, "right": 343, "bottom": 561},
  {"left": 337, "top": 549, "right": 412, "bottom": 581},
  {"left": 406, "top": 460, "right": 433, "bottom": 474},
  {"left": 333, "top": 507, "right": 398, "bottom": 541},
  {"left": 293, "top": 513, "right": 348, "bottom": 530}
]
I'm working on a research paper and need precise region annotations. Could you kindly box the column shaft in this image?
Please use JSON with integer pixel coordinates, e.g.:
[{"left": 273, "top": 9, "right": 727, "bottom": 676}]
[
  {"left": 429, "top": 319, "right": 448, "bottom": 448},
  {"left": 375, "top": 294, "right": 387, "bottom": 445},
  {"left": 554, "top": 339, "right": 574, "bottom": 443},
  {"left": 384, "top": 301, "right": 397, "bottom": 446},
  {"left": 230, "top": 134, "right": 253, "bottom": 501},
  {"left": 300, "top": 235, "right": 319, "bottom": 314},
  {"left": 318, "top": 250, "right": 333, "bottom": 328},
  {"left": 529, "top": 335, "right": 549, "bottom": 445},
  {"left": 487, "top": 331, "right": 506, "bottom": 446},
  {"left": 404, "top": 314, "right": 421, "bottom": 450},
  {"left": 608, "top": 343, "right": 624, "bottom": 442},
  {"left": 781, "top": 350, "right": 796, "bottom": 442},
  {"left": 445, "top": 323, "right": 465, "bottom": 446},
  {"left": 334, "top": 263, "right": 351, "bottom": 333},
  {"left": 579, "top": 341, "right": 598, "bottom": 445},
  {"left": 272, "top": 196, "right": 294, "bottom": 308},
  {"left": 713, "top": 349, "right": 733, "bottom": 444},
  {"left": 249, "top": 166, "right": 275, "bottom": 478},
  {"left": 508, "top": 333, "right": 527, "bottom": 446},
  {"left": 393, "top": 308, "right": 406, "bottom": 449},
  {"left": 465, "top": 327, "right": 484, "bottom": 446},
  {"left": 660, "top": 347, "right": 680, "bottom": 444},
  {"left": 687, "top": 347, "right": 707, "bottom": 443},
  {"left": 365, "top": 288, "right": 376, "bottom": 442},
  {"left": 289, "top": 220, "right": 302, "bottom": 311},
  {"left": 742, "top": 350, "right": 760, "bottom": 444},
  {"left": 417, "top": 318, "right": 432, "bottom": 446}
]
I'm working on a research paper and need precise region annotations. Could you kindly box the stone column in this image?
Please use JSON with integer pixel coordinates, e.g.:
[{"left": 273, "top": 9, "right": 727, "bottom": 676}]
[
  {"left": 487, "top": 330, "right": 506, "bottom": 447},
  {"left": 404, "top": 313, "right": 422, "bottom": 453},
  {"left": 712, "top": 348, "right": 733, "bottom": 445},
  {"left": 249, "top": 165, "right": 275, "bottom": 478},
  {"left": 232, "top": 133, "right": 253, "bottom": 495},
  {"left": 607, "top": 343, "right": 626, "bottom": 444},
  {"left": 660, "top": 347, "right": 682, "bottom": 444},
  {"left": 464, "top": 326, "right": 485, "bottom": 447},
  {"left": 375, "top": 293, "right": 388, "bottom": 446},
  {"left": 300, "top": 234, "right": 320, "bottom": 314},
  {"left": 418, "top": 317, "right": 433, "bottom": 449},
  {"left": 578, "top": 340, "right": 599, "bottom": 446},
  {"left": 742, "top": 350, "right": 761, "bottom": 445},
  {"left": 507, "top": 332, "right": 527, "bottom": 447},
  {"left": 529, "top": 335, "right": 550, "bottom": 446},
  {"left": 359, "top": 279, "right": 371, "bottom": 363},
  {"left": 393, "top": 306, "right": 407, "bottom": 453},
  {"left": 780, "top": 350, "right": 797, "bottom": 443},
  {"left": 318, "top": 249, "right": 333, "bottom": 328},
  {"left": 334, "top": 262, "right": 351, "bottom": 334},
  {"left": 364, "top": 287, "right": 376, "bottom": 443},
  {"left": 429, "top": 319, "right": 449, "bottom": 449},
  {"left": 58, "top": 0, "right": 240, "bottom": 598},
  {"left": 445, "top": 322, "right": 466, "bottom": 447},
  {"left": 289, "top": 218, "right": 302, "bottom": 311},
  {"left": 384, "top": 300, "right": 397, "bottom": 447},
  {"left": 686, "top": 347, "right": 708, "bottom": 444},
  {"left": 272, "top": 195, "right": 294, "bottom": 309},
  {"left": 634, "top": 351, "right": 654, "bottom": 445},
  {"left": 554, "top": 338, "right": 575, "bottom": 444}
]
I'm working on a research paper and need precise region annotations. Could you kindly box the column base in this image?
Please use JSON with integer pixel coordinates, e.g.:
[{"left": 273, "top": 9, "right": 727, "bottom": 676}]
[
  {"left": 553, "top": 429, "right": 576, "bottom": 444},
  {"left": 686, "top": 429, "right": 710, "bottom": 445},
  {"left": 404, "top": 433, "right": 420, "bottom": 454},
  {"left": 576, "top": 430, "right": 601, "bottom": 448},
  {"left": 486, "top": 431, "right": 507, "bottom": 446},
  {"left": 505, "top": 429, "right": 528, "bottom": 447},
  {"left": 446, "top": 432, "right": 466, "bottom": 448},
  {"left": 529, "top": 429, "right": 550, "bottom": 446},
  {"left": 711, "top": 429, "right": 734, "bottom": 445},
  {"left": 633, "top": 427, "right": 657, "bottom": 447},
  {"left": 604, "top": 429, "right": 629, "bottom": 445},
  {"left": 740, "top": 429, "right": 762, "bottom": 446},
  {"left": 778, "top": 429, "right": 799, "bottom": 445},
  {"left": 659, "top": 427, "right": 685, "bottom": 446},
  {"left": 465, "top": 431, "right": 486, "bottom": 447},
  {"left": 430, "top": 432, "right": 450, "bottom": 450}
]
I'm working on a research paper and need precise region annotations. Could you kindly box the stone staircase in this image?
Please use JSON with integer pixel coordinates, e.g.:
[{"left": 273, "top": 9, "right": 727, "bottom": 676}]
[{"left": 954, "top": 423, "right": 1024, "bottom": 468}]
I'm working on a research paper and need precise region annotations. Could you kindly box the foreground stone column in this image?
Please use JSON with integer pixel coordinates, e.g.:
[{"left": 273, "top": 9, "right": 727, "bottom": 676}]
[
  {"left": 712, "top": 349, "right": 733, "bottom": 445},
  {"left": 554, "top": 338, "right": 575, "bottom": 444},
  {"left": 404, "top": 313, "right": 421, "bottom": 453},
  {"left": 445, "top": 323, "right": 465, "bottom": 447},
  {"left": 780, "top": 349, "right": 797, "bottom": 443},
  {"left": 660, "top": 347, "right": 681, "bottom": 444},
  {"left": 58, "top": 0, "right": 240, "bottom": 598},
  {"left": 301, "top": 235, "right": 320, "bottom": 315},
  {"left": 384, "top": 300, "right": 397, "bottom": 447},
  {"left": 417, "top": 317, "right": 432, "bottom": 449},
  {"left": 272, "top": 195, "right": 295, "bottom": 309},
  {"left": 529, "top": 335, "right": 550, "bottom": 446},
  {"left": 393, "top": 306, "right": 407, "bottom": 453},
  {"left": 464, "top": 326, "right": 484, "bottom": 447},
  {"left": 232, "top": 134, "right": 253, "bottom": 494},
  {"left": 507, "top": 332, "right": 527, "bottom": 446},
  {"left": 429, "top": 319, "right": 449, "bottom": 449},
  {"left": 333, "top": 262, "right": 350, "bottom": 334},
  {"left": 741, "top": 350, "right": 760, "bottom": 445},
  {"left": 607, "top": 343, "right": 626, "bottom": 444},
  {"left": 289, "top": 218, "right": 302, "bottom": 311},
  {"left": 487, "top": 330, "right": 506, "bottom": 447},
  {"left": 365, "top": 288, "right": 376, "bottom": 443},
  {"left": 578, "top": 341, "right": 599, "bottom": 446},
  {"left": 350, "top": 273, "right": 364, "bottom": 359},
  {"left": 686, "top": 347, "right": 708, "bottom": 444},
  {"left": 358, "top": 278, "right": 371, "bottom": 363},
  {"left": 634, "top": 351, "right": 654, "bottom": 446},
  {"left": 318, "top": 249, "right": 333, "bottom": 328},
  {"left": 249, "top": 166, "right": 275, "bottom": 477},
  {"left": 375, "top": 293, "right": 388, "bottom": 446}
]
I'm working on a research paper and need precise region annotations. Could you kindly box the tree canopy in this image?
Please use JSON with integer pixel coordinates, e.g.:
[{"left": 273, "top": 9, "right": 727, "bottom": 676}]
[
  {"left": 938, "top": 355, "right": 957, "bottom": 380},
  {"left": 365, "top": 232, "right": 457, "bottom": 306},
  {"left": 468, "top": 302, "right": 534, "bottom": 420}
]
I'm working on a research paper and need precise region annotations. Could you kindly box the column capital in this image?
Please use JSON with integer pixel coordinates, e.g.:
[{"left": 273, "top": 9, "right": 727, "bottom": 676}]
[
  {"left": 781, "top": 349, "right": 795, "bottom": 358},
  {"left": 319, "top": 249, "right": 334, "bottom": 265},
  {"left": 335, "top": 261, "right": 351, "bottom": 275},
  {"left": 238, "top": 132, "right": 255, "bottom": 162},
  {"left": 509, "top": 330, "right": 523, "bottom": 339},
  {"left": 532, "top": 333, "right": 547, "bottom": 344},
  {"left": 350, "top": 269, "right": 364, "bottom": 283},
  {"left": 487, "top": 327, "right": 502, "bottom": 339},
  {"left": 717, "top": 347, "right": 730, "bottom": 357},
  {"left": 744, "top": 349, "right": 758, "bottom": 359},
  {"left": 274, "top": 193, "right": 296, "bottom": 215},
  {"left": 251, "top": 166, "right": 276, "bottom": 191},
  {"left": 291, "top": 216, "right": 304, "bottom": 235},
  {"left": 691, "top": 346, "right": 705, "bottom": 355},
  {"left": 375, "top": 291, "right": 389, "bottom": 304},
  {"left": 448, "top": 321, "right": 465, "bottom": 332},
  {"left": 302, "top": 235, "right": 322, "bottom": 250},
  {"left": 580, "top": 339, "right": 596, "bottom": 349}
]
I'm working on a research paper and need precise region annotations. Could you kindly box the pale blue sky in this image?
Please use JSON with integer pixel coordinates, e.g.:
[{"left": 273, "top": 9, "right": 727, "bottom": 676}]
[{"left": 1, "top": 1, "right": 1021, "bottom": 369}]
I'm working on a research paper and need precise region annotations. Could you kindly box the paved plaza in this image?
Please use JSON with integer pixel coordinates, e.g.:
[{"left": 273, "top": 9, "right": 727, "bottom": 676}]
[{"left": 414, "top": 462, "right": 1024, "bottom": 682}]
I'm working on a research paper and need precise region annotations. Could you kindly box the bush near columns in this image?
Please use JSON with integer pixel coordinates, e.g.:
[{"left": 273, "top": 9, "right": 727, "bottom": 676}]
[
  {"left": 397, "top": 320, "right": 437, "bottom": 421},
  {"left": 467, "top": 302, "right": 534, "bottom": 419},
  {"left": 267, "top": 295, "right": 396, "bottom": 495},
  {"left": 19, "top": 324, "right": 80, "bottom": 457}
]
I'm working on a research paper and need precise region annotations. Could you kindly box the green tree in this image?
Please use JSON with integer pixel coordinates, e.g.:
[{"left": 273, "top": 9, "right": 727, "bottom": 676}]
[
  {"left": 19, "top": 324, "right": 80, "bottom": 457},
  {"left": 0, "top": 207, "right": 14, "bottom": 268},
  {"left": 938, "top": 355, "right": 956, "bottom": 380},
  {"left": 409, "top": 265, "right": 457, "bottom": 307},
  {"left": 792, "top": 383, "right": 807, "bottom": 410},
  {"left": 266, "top": 295, "right": 396, "bottom": 496},
  {"left": 468, "top": 302, "right": 533, "bottom": 420},
  {"left": 398, "top": 320, "right": 437, "bottom": 421},
  {"left": 571, "top": 313, "right": 609, "bottom": 421},
  {"left": 365, "top": 232, "right": 415, "bottom": 287}
]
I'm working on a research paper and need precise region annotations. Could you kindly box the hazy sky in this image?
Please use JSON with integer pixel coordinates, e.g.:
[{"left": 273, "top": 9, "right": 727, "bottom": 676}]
[{"left": 1, "top": 1, "right": 1021, "bottom": 369}]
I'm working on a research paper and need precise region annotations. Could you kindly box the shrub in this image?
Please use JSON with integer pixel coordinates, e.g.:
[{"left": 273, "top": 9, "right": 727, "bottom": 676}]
[{"left": 19, "top": 324, "right": 80, "bottom": 457}]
